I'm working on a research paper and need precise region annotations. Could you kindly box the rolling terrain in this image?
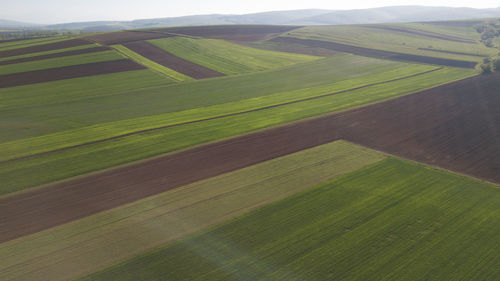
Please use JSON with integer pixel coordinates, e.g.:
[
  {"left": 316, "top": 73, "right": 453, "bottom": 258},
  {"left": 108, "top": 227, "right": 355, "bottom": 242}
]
[{"left": 0, "top": 18, "right": 499, "bottom": 281}]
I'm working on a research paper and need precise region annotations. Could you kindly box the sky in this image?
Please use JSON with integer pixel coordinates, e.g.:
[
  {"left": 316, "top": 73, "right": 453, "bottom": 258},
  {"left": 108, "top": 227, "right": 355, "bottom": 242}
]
[{"left": 1, "top": 0, "right": 499, "bottom": 24}]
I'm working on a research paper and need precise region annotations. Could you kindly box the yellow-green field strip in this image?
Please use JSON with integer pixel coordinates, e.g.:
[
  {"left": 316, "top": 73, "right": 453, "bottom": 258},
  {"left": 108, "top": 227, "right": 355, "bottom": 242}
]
[
  {"left": 111, "top": 44, "right": 192, "bottom": 82},
  {"left": 0, "top": 141, "right": 385, "bottom": 281}
]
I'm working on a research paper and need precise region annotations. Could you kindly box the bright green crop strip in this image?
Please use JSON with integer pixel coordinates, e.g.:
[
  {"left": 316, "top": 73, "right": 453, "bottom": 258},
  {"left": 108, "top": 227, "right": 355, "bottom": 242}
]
[
  {"left": 0, "top": 67, "right": 472, "bottom": 195},
  {"left": 80, "top": 158, "right": 500, "bottom": 281},
  {"left": 0, "top": 63, "right": 436, "bottom": 162},
  {"left": 0, "top": 44, "right": 98, "bottom": 62},
  {"left": 149, "top": 37, "right": 321, "bottom": 75},
  {"left": 0, "top": 50, "right": 123, "bottom": 75},
  {"left": 112, "top": 44, "right": 192, "bottom": 81},
  {"left": 0, "top": 141, "right": 385, "bottom": 281}
]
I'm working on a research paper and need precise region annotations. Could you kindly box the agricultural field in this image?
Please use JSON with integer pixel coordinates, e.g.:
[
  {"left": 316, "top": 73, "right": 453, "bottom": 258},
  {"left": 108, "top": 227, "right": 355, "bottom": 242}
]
[
  {"left": 0, "top": 64, "right": 472, "bottom": 194},
  {"left": 285, "top": 23, "right": 497, "bottom": 62},
  {"left": 148, "top": 36, "right": 321, "bottom": 75},
  {"left": 0, "top": 141, "right": 385, "bottom": 280},
  {"left": 1, "top": 17, "right": 499, "bottom": 281},
  {"left": 80, "top": 157, "right": 500, "bottom": 281}
]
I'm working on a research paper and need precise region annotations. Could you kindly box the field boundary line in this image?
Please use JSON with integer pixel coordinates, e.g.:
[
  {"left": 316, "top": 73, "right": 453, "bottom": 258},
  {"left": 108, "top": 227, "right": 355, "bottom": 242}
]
[{"left": 0, "top": 67, "right": 443, "bottom": 165}]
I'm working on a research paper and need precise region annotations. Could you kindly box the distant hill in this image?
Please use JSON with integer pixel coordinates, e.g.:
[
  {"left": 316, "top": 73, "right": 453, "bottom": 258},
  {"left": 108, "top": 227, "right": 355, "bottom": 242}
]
[
  {"left": 3, "top": 6, "right": 500, "bottom": 31},
  {"left": 0, "top": 19, "right": 39, "bottom": 29}
]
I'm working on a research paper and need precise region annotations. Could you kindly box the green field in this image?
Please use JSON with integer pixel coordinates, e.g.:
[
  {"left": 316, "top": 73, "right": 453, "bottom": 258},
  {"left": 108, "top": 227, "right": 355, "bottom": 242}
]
[
  {"left": 0, "top": 141, "right": 385, "bottom": 281},
  {"left": 287, "top": 24, "right": 496, "bottom": 61},
  {"left": 0, "top": 55, "right": 404, "bottom": 142},
  {"left": 0, "top": 63, "right": 436, "bottom": 162},
  {"left": 0, "top": 49, "right": 123, "bottom": 75},
  {"left": 0, "top": 20, "right": 497, "bottom": 281},
  {"left": 81, "top": 157, "right": 500, "bottom": 281},
  {"left": 149, "top": 37, "right": 321, "bottom": 75},
  {"left": 0, "top": 65, "right": 472, "bottom": 195}
]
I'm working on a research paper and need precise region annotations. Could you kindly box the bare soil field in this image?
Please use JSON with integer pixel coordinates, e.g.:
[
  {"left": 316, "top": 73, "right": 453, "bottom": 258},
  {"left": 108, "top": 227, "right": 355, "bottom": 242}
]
[
  {"left": 362, "top": 25, "right": 476, "bottom": 43},
  {"left": 0, "top": 46, "right": 110, "bottom": 66},
  {"left": 0, "top": 72, "right": 498, "bottom": 243},
  {"left": 152, "top": 25, "right": 301, "bottom": 42},
  {"left": 271, "top": 37, "right": 478, "bottom": 68},
  {"left": 123, "top": 40, "right": 225, "bottom": 79},
  {"left": 0, "top": 39, "right": 90, "bottom": 58},
  {"left": 85, "top": 31, "right": 173, "bottom": 45},
  {"left": 0, "top": 59, "right": 145, "bottom": 88}
]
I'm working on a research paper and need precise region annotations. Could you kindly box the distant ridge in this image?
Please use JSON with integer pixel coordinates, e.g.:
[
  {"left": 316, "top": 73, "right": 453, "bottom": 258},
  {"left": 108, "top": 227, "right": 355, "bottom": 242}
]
[{"left": 2, "top": 6, "right": 500, "bottom": 31}]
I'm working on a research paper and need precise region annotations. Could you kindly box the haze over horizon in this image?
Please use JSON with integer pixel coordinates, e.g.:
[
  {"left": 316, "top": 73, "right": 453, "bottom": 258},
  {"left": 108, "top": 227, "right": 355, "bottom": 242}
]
[{"left": 2, "top": 0, "right": 500, "bottom": 24}]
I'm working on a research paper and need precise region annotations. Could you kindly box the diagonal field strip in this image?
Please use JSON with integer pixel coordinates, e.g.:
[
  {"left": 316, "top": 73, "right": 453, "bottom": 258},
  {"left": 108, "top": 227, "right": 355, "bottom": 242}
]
[
  {"left": 0, "top": 67, "right": 441, "bottom": 165},
  {"left": 123, "top": 41, "right": 225, "bottom": 79},
  {"left": 111, "top": 44, "right": 192, "bottom": 82},
  {"left": 0, "top": 141, "right": 385, "bottom": 281},
  {"left": 271, "top": 37, "right": 478, "bottom": 68}
]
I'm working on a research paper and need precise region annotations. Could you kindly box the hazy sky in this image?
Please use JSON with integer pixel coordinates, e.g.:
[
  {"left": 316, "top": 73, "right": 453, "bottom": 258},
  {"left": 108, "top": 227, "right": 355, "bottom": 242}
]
[{"left": 2, "top": 0, "right": 499, "bottom": 24}]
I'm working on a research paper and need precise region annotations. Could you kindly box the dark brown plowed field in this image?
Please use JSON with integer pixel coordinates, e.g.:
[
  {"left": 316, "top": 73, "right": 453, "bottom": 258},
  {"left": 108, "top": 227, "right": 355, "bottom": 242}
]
[
  {"left": 151, "top": 25, "right": 301, "bottom": 42},
  {"left": 0, "top": 59, "right": 145, "bottom": 88},
  {"left": 0, "top": 39, "right": 90, "bottom": 58},
  {"left": 84, "top": 31, "right": 174, "bottom": 45},
  {"left": 0, "top": 46, "right": 110, "bottom": 66},
  {"left": 418, "top": 48, "right": 486, "bottom": 57},
  {"left": 1, "top": 73, "right": 498, "bottom": 243},
  {"left": 362, "top": 25, "right": 476, "bottom": 43},
  {"left": 123, "top": 41, "right": 225, "bottom": 79},
  {"left": 270, "top": 37, "right": 478, "bottom": 68}
]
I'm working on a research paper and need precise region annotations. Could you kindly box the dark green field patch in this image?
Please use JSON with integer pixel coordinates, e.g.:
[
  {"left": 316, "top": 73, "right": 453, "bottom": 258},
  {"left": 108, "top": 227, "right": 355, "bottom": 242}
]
[{"left": 81, "top": 158, "right": 500, "bottom": 281}]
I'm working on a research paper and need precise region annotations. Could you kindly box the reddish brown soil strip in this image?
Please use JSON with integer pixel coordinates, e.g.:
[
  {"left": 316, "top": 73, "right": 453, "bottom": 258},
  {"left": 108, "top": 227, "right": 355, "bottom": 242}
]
[
  {"left": 0, "top": 67, "right": 441, "bottom": 165},
  {"left": 0, "top": 72, "right": 498, "bottom": 243},
  {"left": 271, "top": 37, "right": 478, "bottom": 68},
  {"left": 123, "top": 40, "right": 225, "bottom": 79},
  {"left": 0, "top": 59, "right": 146, "bottom": 88},
  {"left": 418, "top": 48, "right": 486, "bottom": 57},
  {"left": 0, "top": 39, "right": 90, "bottom": 58},
  {"left": 84, "top": 31, "right": 174, "bottom": 45},
  {"left": 150, "top": 25, "right": 302, "bottom": 42},
  {"left": 0, "top": 46, "right": 111, "bottom": 66},
  {"left": 362, "top": 25, "right": 476, "bottom": 43}
]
